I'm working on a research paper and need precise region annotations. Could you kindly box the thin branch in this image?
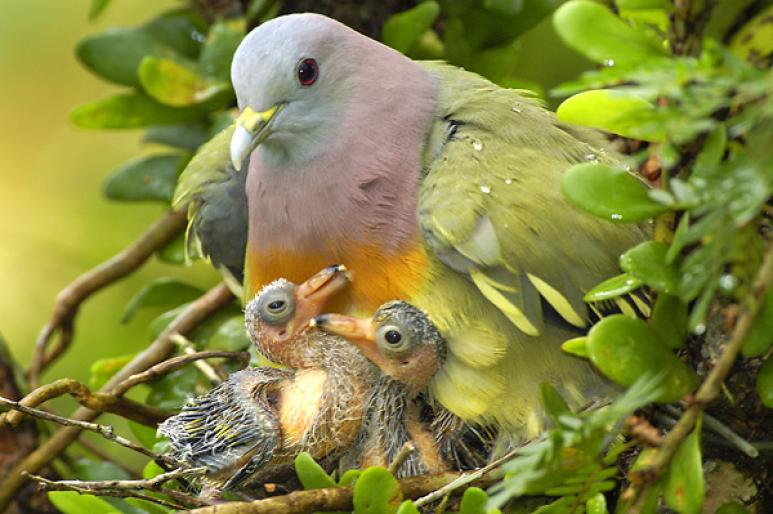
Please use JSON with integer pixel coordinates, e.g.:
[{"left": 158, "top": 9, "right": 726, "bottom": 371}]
[
  {"left": 187, "top": 472, "right": 500, "bottom": 514},
  {"left": 114, "top": 349, "right": 249, "bottom": 395},
  {"left": 26, "top": 467, "right": 209, "bottom": 509},
  {"left": 172, "top": 333, "right": 229, "bottom": 383},
  {"left": 388, "top": 442, "right": 417, "bottom": 475},
  {"left": 0, "top": 283, "right": 234, "bottom": 512},
  {"left": 28, "top": 210, "right": 188, "bottom": 388},
  {"left": 663, "top": 405, "right": 759, "bottom": 458},
  {"left": 0, "top": 396, "right": 174, "bottom": 467},
  {"left": 2, "top": 378, "right": 170, "bottom": 428},
  {"left": 626, "top": 244, "right": 773, "bottom": 509}
]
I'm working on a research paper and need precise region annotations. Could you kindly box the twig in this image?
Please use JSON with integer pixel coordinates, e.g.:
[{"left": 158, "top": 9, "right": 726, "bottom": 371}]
[
  {"left": 115, "top": 350, "right": 249, "bottom": 395},
  {"left": 626, "top": 244, "right": 773, "bottom": 509},
  {"left": 187, "top": 471, "right": 500, "bottom": 514},
  {"left": 171, "top": 334, "right": 230, "bottom": 383},
  {"left": 0, "top": 283, "right": 234, "bottom": 511},
  {"left": 26, "top": 468, "right": 210, "bottom": 510},
  {"left": 0, "top": 396, "right": 174, "bottom": 467},
  {"left": 2, "top": 378, "right": 170, "bottom": 428},
  {"left": 413, "top": 447, "right": 517, "bottom": 508},
  {"left": 388, "top": 442, "right": 416, "bottom": 475},
  {"left": 663, "top": 405, "right": 759, "bottom": 458},
  {"left": 28, "top": 210, "right": 187, "bottom": 388}
]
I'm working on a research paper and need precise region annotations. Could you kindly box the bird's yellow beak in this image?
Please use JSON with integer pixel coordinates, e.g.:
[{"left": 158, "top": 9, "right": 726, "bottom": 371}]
[{"left": 230, "top": 104, "right": 283, "bottom": 171}]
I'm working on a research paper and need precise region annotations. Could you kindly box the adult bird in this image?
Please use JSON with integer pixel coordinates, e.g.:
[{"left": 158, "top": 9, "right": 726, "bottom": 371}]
[
  {"left": 314, "top": 301, "right": 492, "bottom": 477},
  {"left": 176, "top": 13, "right": 646, "bottom": 433}
]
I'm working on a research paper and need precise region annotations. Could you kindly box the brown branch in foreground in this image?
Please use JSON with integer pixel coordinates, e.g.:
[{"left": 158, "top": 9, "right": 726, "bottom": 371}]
[
  {"left": 2, "top": 378, "right": 171, "bottom": 428},
  {"left": 26, "top": 467, "right": 210, "bottom": 510},
  {"left": 28, "top": 209, "right": 188, "bottom": 388},
  {"left": 625, "top": 244, "right": 773, "bottom": 510},
  {"left": 0, "top": 283, "right": 234, "bottom": 512},
  {"left": 189, "top": 471, "right": 500, "bottom": 514},
  {"left": 0, "top": 396, "right": 173, "bottom": 467}
]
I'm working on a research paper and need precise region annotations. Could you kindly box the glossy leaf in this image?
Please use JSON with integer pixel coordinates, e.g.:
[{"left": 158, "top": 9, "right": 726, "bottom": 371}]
[
  {"left": 139, "top": 57, "right": 232, "bottom": 108},
  {"left": 353, "top": 467, "right": 402, "bottom": 514},
  {"left": 561, "top": 336, "right": 589, "bottom": 358},
  {"left": 122, "top": 278, "right": 202, "bottom": 323},
  {"left": 587, "top": 315, "right": 698, "bottom": 403},
  {"left": 104, "top": 154, "right": 187, "bottom": 203},
  {"left": 553, "top": 0, "right": 667, "bottom": 68},
  {"left": 561, "top": 163, "right": 667, "bottom": 222},
  {"left": 89, "top": 353, "right": 134, "bottom": 390},
  {"left": 207, "top": 315, "right": 251, "bottom": 352},
  {"left": 396, "top": 501, "right": 420, "bottom": 514},
  {"left": 76, "top": 28, "right": 171, "bottom": 87},
  {"left": 382, "top": 2, "right": 440, "bottom": 55},
  {"left": 144, "top": 121, "right": 210, "bottom": 150},
  {"left": 757, "top": 356, "right": 773, "bottom": 408},
  {"left": 584, "top": 273, "right": 642, "bottom": 302},
  {"left": 124, "top": 498, "right": 171, "bottom": 514},
  {"left": 649, "top": 294, "right": 687, "bottom": 349},
  {"left": 146, "top": 366, "right": 199, "bottom": 411},
  {"left": 129, "top": 420, "right": 162, "bottom": 450},
  {"left": 295, "top": 452, "right": 338, "bottom": 490},
  {"left": 89, "top": 0, "right": 111, "bottom": 20},
  {"left": 199, "top": 20, "right": 245, "bottom": 81},
  {"left": 71, "top": 92, "right": 207, "bottom": 129},
  {"left": 48, "top": 492, "right": 119, "bottom": 514},
  {"left": 143, "top": 460, "right": 166, "bottom": 480},
  {"left": 664, "top": 416, "right": 703, "bottom": 514},
  {"left": 742, "top": 289, "right": 773, "bottom": 357},
  {"left": 339, "top": 469, "right": 362, "bottom": 487},
  {"left": 620, "top": 241, "right": 679, "bottom": 294},
  {"left": 557, "top": 90, "right": 663, "bottom": 142},
  {"left": 586, "top": 493, "right": 608, "bottom": 514},
  {"left": 458, "top": 487, "right": 490, "bottom": 514},
  {"left": 144, "top": 9, "right": 207, "bottom": 59}
]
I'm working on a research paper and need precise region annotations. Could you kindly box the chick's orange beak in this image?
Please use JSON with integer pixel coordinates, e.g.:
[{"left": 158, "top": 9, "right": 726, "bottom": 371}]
[
  {"left": 310, "top": 313, "right": 383, "bottom": 366},
  {"left": 290, "top": 265, "right": 352, "bottom": 330}
]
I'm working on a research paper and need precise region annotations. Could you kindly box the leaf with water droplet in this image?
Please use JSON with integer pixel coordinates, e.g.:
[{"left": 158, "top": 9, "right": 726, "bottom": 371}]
[
  {"left": 584, "top": 273, "right": 642, "bottom": 302},
  {"left": 620, "top": 241, "right": 679, "bottom": 294}
]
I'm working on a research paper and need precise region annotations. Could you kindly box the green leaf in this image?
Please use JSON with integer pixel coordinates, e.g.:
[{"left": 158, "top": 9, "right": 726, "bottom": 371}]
[
  {"left": 742, "top": 289, "right": 773, "bottom": 357},
  {"left": 484, "top": 0, "right": 524, "bottom": 16},
  {"left": 561, "top": 336, "right": 589, "bottom": 358},
  {"left": 146, "top": 366, "right": 199, "bottom": 411},
  {"left": 144, "top": 121, "right": 210, "bottom": 151},
  {"left": 89, "top": 353, "right": 135, "bottom": 390},
  {"left": 584, "top": 273, "right": 642, "bottom": 302},
  {"left": 561, "top": 163, "right": 667, "bottom": 222},
  {"left": 125, "top": 498, "right": 172, "bottom": 514},
  {"left": 88, "top": 0, "right": 111, "bottom": 21},
  {"left": 156, "top": 232, "right": 188, "bottom": 265},
  {"left": 396, "top": 500, "right": 421, "bottom": 514},
  {"left": 76, "top": 28, "right": 172, "bottom": 87},
  {"left": 586, "top": 493, "right": 608, "bottom": 514},
  {"left": 129, "top": 420, "right": 162, "bottom": 449},
  {"left": 353, "top": 467, "right": 402, "bottom": 514},
  {"left": 729, "top": 5, "right": 773, "bottom": 65},
  {"left": 71, "top": 92, "right": 208, "bottom": 129},
  {"left": 339, "top": 469, "right": 362, "bottom": 487},
  {"left": 692, "top": 126, "right": 726, "bottom": 179},
  {"left": 649, "top": 294, "right": 687, "bottom": 349},
  {"left": 48, "top": 491, "right": 119, "bottom": 514},
  {"left": 122, "top": 278, "right": 203, "bottom": 323},
  {"left": 540, "top": 383, "right": 571, "bottom": 425},
  {"left": 553, "top": 0, "right": 667, "bottom": 67},
  {"left": 382, "top": 2, "right": 440, "bottom": 55},
  {"left": 143, "top": 460, "right": 166, "bottom": 479},
  {"left": 199, "top": 20, "right": 245, "bottom": 81},
  {"left": 207, "top": 315, "right": 251, "bottom": 351},
  {"left": 139, "top": 57, "right": 232, "bottom": 108},
  {"left": 616, "top": 0, "right": 667, "bottom": 7},
  {"left": 587, "top": 315, "right": 698, "bottom": 403},
  {"left": 104, "top": 154, "right": 187, "bottom": 203},
  {"left": 295, "top": 452, "right": 338, "bottom": 490},
  {"left": 556, "top": 90, "right": 663, "bottom": 142},
  {"left": 664, "top": 416, "right": 703, "bottom": 514},
  {"left": 73, "top": 457, "right": 131, "bottom": 481},
  {"left": 715, "top": 501, "right": 749, "bottom": 514},
  {"left": 757, "top": 356, "right": 773, "bottom": 408},
  {"left": 144, "top": 9, "right": 207, "bottom": 59},
  {"left": 458, "top": 487, "right": 490, "bottom": 514},
  {"left": 620, "top": 241, "right": 679, "bottom": 294}
]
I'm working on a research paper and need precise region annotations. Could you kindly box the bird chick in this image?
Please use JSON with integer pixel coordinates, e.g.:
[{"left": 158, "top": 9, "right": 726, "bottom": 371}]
[
  {"left": 159, "top": 266, "right": 374, "bottom": 492},
  {"left": 314, "top": 301, "right": 491, "bottom": 477}
]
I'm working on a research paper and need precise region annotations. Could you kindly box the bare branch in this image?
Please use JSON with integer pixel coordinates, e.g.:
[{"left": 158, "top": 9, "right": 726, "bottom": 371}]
[
  {"left": 28, "top": 210, "right": 188, "bottom": 388},
  {"left": 388, "top": 442, "right": 416, "bottom": 475},
  {"left": 172, "top": 333, "right": 229, "bottom": 383},
  {"left": 0, "top": 283, "right": 234, "bottom": 511}
]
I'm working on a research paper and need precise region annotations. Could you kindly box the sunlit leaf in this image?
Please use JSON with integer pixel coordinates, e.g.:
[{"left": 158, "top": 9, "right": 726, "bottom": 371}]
[
  {"left": 553, "top": 0, "right": 667, "bottom": 67},
  {"left": 104, "top": 154, "right": 188, "bottom": 203},
  {"left": 353, "top": 467, "right": 402, "bottom": 514},
  {"left": 586, "top": 493, "right": 608, "bottom": 514},
  {"left": 729, "top": 5, "right": 773, "bottom": 65},
  {"left": 88, "top": 0, "right": 112, "bottom": 21},
  {"left": 664, "top": 416, "right": 703, "bottom": 514},
  {"left": 557, "top": 90, "right": 664, "bottom": 142},
  {"left": 71, "top": 92, "right": 208, "bottom": 129},
  {"left": 561, "top": 336, "right": 589, "bottom": 358},
  {"left": 587, "top": 315, "right": 698, "bottom": 402},
  {"left": 561, "top": 163, "right": 667, "bottom": 222},
  {"left": 89, "top": 353, "right": 135, "bottom": 390},
  {"left": 620, "top": 241, "right": 679, "bottom": 294},
  {"left": 48, "top": 491, "right": 119, "bottom": 514},
  {"left": 584, "top": 273, "right": 642, "bottom": 302},
  {"left": 382, "top": 2, "right": 440, "bottom": 55},
  {"left": 295, "top": 452, "right": 338, "bottom": 489},
  {"left": 139, "top": 57, "right": 232, "bottom": 108},
  {"left": 458, "top": 487, "right": 491, "bottom": 514}
]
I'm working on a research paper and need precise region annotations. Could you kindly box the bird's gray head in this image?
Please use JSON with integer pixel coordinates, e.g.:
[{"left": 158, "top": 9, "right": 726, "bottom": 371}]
[{"left": 230, "top": 13, "right": 377, "bottom": 168}]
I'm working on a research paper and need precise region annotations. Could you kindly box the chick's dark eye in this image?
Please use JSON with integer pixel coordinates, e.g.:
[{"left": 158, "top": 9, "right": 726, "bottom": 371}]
[
  {"left": 268, "top": 300, "right": 286, "bottom": 312},
  {"left": 297, "top": 58, "right": 318, "bottom": 86},
  {"left": 384, "top": 330, "right": 402, "bottom": 345}
]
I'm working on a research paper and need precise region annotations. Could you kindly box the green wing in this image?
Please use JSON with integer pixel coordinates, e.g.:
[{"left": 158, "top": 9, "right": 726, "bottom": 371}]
[
  {"left": 173, "top": 124, "right": 248, "bottom": 293},
  {"left": 418, "top": 62, "right": 648, "bottom": 336}
]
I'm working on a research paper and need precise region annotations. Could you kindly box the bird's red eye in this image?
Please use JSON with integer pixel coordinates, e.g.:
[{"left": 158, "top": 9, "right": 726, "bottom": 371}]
[{"left": 297, "top": 58, "right": 318, "bottom": 86}]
